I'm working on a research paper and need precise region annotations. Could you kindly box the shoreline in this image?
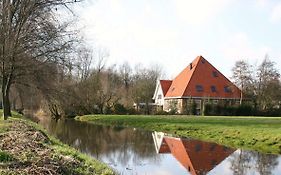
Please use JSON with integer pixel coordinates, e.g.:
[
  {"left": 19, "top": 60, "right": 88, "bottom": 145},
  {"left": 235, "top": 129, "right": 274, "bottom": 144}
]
[
  {"left": 0, "top": 116, "right": 115, "bottom": 175},
  {"left": 76, "top": 114, "right": 281, "bottom": 155}
]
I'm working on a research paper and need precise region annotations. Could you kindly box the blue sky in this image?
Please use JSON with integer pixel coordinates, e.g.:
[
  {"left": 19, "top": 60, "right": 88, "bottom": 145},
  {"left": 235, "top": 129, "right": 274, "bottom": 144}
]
[{"left": 73, "top": 0, "right": 281, "bottom": 78}]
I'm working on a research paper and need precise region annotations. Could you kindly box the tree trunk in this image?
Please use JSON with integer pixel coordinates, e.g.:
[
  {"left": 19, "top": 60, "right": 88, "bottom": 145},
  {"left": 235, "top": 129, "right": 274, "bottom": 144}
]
[
  {"left": 3, "top": 93, "right": 11, "bottom": 120},
  {"left": 240, "top": 84, "right": 243, "bottom": 105},
  {"left": 2, "top": 76, "right": 12, "bottom": 120},
  {"left": 240, "top": 90, "right": 243, "bottom": 105}
]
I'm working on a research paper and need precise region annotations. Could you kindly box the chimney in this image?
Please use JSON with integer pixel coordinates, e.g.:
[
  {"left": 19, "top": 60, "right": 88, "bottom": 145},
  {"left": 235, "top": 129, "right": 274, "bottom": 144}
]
[{"left": 190, "top": 63, "right": 193, "bottom": 70}]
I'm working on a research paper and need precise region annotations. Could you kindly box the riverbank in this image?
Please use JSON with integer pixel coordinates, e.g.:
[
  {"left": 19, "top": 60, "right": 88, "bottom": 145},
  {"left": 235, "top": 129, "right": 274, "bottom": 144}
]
[
  {"left": 76, "top": 115, "right": 281, "bottom": 154},
  {"left": 0, "top": 115, "right": 115, "bottom": 175}
]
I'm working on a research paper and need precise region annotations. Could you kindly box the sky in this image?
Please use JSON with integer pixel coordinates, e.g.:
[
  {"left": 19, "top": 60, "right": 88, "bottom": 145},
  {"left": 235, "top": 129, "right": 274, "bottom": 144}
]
[{"left": 72, "top": 0, "right": 281, "bottom": 79}]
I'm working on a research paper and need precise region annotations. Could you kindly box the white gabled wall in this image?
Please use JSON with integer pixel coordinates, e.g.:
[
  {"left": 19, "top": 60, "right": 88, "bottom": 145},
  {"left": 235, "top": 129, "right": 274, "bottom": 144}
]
[{"left": 153, "top": 80, "right": 165, "bottom": 106}]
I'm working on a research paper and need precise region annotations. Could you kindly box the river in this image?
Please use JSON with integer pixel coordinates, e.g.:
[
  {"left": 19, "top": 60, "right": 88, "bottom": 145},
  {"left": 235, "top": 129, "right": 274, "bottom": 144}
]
[{"left": 39, "top": 118, "right": 281, "bottom": 175}]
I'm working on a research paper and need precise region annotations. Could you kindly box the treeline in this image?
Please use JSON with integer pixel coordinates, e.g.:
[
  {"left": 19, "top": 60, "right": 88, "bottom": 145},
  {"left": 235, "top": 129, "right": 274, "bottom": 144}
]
[
  {"left": 44, "top": 59, "right": 163, "bottom": 119},
  {"left": 0, "top": 0, "right": 163, "bottom": 120},
  {"left": 1, "top": 1, "right": 281, "bottom": 119},
  {"left": 231, "top": 56, "right": 281, "bottom": 116},
  {"left": 0, "top": 0, "right": 85, "bottom": 120},
  {"left": 204, "top": 56, "right": 281, "bottom": 117},
  {"left": 9, "top": 48, "right": 163, "bottom": 119}
]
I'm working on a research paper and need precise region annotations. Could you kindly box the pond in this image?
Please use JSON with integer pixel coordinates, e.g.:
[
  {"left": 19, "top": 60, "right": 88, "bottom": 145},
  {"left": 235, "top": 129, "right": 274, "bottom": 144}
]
[{"left": 39, "top": 118, "right": 281, "bottom": 175}]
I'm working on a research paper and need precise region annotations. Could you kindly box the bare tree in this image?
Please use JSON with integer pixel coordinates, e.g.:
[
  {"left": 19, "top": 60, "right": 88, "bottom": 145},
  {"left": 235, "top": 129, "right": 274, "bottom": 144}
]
[
  {"left": 231, "top": 60, "right": 253, "bottom": 104},
  {"left": 0, "top": 0, "right": 80, "bottom": 119},
  {"left": 95, "top": 47, "right": 109, "bottom": 73},
  {"left": 132, "top": 64, "right": 162, "bottom": 114},
  {"left": 74, "top": 45, "right": 94, "bottom": 81},
  {"left": 256, "top": 57, "right": 280, "bottom": 110},
  {"left": 119, "top": 62, "right": 132, "bottom": 106}
]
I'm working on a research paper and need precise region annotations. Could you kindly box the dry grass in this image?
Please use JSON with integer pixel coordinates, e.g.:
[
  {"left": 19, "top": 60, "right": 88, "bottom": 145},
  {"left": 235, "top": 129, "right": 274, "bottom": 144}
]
[{"left": 0, "top": 118, "right": 114, "bottom": 175}]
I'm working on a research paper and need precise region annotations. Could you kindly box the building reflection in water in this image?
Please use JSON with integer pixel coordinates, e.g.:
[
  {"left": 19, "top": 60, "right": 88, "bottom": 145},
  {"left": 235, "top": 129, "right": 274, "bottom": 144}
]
[{"left": 152, "top": 132, "right": 236, "bottom": 175}]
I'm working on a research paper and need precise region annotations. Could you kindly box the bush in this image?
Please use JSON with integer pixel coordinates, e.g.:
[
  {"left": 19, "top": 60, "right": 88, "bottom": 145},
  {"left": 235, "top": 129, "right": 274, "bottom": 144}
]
[
  {"left": 236, "top": 104, "right": 254, "bottom": 116},
  {"left": 0, "top": 151, "right": 13, "bottom": 162},
  {"left": 155, "top": 110, "right": 169, "bottom": 115},
  {"left": 113, "top": 103, "right": 127, "bottom": 115},
  {"left": 204, "top": 103, "right": 216, "bottom": 116},
  {"left": 204, "top": 103, "right": 256, "bottom": 116},
  {"left": 127, "top": 107, "right": 138, "bottom": 115},
  {"left": 255, "top": 108, "right": 281, "bottom": 117}
]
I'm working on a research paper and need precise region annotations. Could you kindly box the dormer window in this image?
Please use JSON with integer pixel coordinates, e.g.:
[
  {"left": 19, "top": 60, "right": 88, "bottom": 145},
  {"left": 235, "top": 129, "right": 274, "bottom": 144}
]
[
  {"left": 211, "top": 86, "right": 217, "bottom": 92},
  {"left": 212, "top": 71, "right": 218, "bottom": 77},
  {"left": 224, "top": 86, "right": 232, "bottom": 93},
  {"left": 196, "top": 85, "right": 203, "bottom": 92}
]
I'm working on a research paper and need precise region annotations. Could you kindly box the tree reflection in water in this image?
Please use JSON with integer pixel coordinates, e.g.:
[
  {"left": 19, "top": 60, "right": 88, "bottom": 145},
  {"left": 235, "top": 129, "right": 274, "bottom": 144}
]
[
  {"left": 40, "top": 119, "right": 162, "bottom": 167},
  {"left": 230, "top": 150, "right": 279, "bottom": 175},
  {"left": 40, "top": 118, "right": 281, "bottom": 175}
]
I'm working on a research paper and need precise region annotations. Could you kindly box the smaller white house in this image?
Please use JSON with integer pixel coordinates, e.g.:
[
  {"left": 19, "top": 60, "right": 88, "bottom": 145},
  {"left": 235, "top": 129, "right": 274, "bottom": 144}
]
[{"left": 152, "top": 80, "right": 172, "bottom": 107}]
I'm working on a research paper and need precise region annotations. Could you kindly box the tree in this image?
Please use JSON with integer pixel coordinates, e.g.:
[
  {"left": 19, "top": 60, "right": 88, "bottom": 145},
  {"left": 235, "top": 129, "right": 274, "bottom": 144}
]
[
  {"left": 74, "top": 45, "right": 94, "bottom": 81},
  {"left": 256, "top": 57, "right": 280, "bottom": 110},
  {"left": 0, "top": 0, "right": 79, "bottom": 119},
  {"left": 231, "top": 60, "right": 253, "bottom": 104},
  {"left": 132, "top": 64, "right": 162, "bottom": 114},
  {"left": 119, "top": 62, "right": 132, "bottom": 106},
  {"left": 230, "top": 150, "right": 252, "bottom": 175},
  {"left": 254, "top": 152, "right": 278, "bottom": 175}
]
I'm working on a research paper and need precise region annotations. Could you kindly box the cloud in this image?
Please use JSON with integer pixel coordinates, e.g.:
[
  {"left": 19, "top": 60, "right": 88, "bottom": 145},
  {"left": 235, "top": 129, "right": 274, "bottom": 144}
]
[
  {"left": 173, "top": 0, "right": 233, "bottom": 25},
  {"left": 256, "top": 0, "right": 268, "bottom": 8},
  {"left": 221, "top": 32, "right": 271, "bottom": 61},
  {"left": 270, "top": 2, "right": 281, "bottom": 23},
  {"left": 74, "top": 0, "right": 281, "bottom": 78}
]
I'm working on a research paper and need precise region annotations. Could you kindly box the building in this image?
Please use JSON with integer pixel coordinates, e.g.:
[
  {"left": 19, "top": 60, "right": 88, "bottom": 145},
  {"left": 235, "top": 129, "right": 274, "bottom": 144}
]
[
  {"left": 152, "top": 56, "right": 241, "bottom": 114},
  {"left": 152, "top": 132, "right": 235, "bottom": 175}
]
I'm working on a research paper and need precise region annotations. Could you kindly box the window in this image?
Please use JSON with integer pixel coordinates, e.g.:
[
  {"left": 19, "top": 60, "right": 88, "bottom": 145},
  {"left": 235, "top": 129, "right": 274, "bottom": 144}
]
[
  {"left": 211, "top": 86, "right": 217, "bottom": 92},
  {"left": 157, "top": 95, "right": 162, "bottom": 99},
  {"left": 212, "top": 71, "right": 218, "bottom": 77},
  {"left": 224, "top": 86, "right": 232, "bottom": 93},
  {"left": 213, "top": 100, "right": 218, "bottom": 104},
  {"left": 209, "top": 144, "right": 216, "bottom": 151},
  {"left": 195, "top": 144, "right": 202, "bottom": 152},
  {"left": 196, "top": 85, "right": 203, "bottom": 92}
]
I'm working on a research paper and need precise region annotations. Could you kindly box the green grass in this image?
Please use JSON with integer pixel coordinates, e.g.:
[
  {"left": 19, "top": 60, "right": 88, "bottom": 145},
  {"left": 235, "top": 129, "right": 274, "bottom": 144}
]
[
  {"left": 0, "top": 111, "right": 115, "bottom": 175},
  {"left": 0, "top": 151, "right": 13, "bottom": 162},
  {"left": 76, "top": 115, "right": 281, "bottom": 154}
]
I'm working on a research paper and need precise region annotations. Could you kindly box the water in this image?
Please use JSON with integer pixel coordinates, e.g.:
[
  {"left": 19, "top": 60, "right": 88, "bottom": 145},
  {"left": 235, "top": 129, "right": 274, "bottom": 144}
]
[{"left": 39, "top": 118, "right": 281, "bottom": 175}]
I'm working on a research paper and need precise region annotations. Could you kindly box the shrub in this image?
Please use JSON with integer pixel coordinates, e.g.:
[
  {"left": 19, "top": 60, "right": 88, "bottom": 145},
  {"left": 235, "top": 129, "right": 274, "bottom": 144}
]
[
  {"left": 0, "top": 151, "right": 13, "bottom": 162},
  {"left": 204, "top": 103, "right": 257, "bottom": 116},
  {"left": 113, "top": 103, "right": 127, "bottom": 114},
  {"left": 236, "top": 104, "right": 253, "bottom": 116},
  {"left": 155, "top": 110, "right": 169, "bottom": 115}
]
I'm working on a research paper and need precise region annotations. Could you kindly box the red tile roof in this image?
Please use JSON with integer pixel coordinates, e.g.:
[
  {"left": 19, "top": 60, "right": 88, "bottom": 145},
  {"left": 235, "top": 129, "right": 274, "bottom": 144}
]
[
  {"left": 165, "top": 56, "right": 241, "bottom": 99},
  {"left": 163, "top": 137, "right": 235, "bottom": 175},
  {"left": 159, "top": 80, "right": 172, "bottom": 96}
]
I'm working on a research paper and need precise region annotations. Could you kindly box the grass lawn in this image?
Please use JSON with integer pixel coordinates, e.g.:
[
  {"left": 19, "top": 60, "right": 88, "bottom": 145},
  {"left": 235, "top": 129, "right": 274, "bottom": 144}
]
[
  {"left": 0, "top": 113, "right": 115, "bottom": 175},
  {"left": 76, "top": 115, "right": 281, "bottom": 154}
]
